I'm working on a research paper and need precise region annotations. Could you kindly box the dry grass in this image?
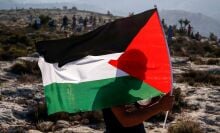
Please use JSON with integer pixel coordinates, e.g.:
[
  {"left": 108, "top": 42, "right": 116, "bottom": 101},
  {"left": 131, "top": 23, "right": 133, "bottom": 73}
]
[
  {"left": 172, "top": 88, "right": 187, "bottom": 113},
  {"left": 17, "top": 74, "right": 41, "bottom": 83},
  {"left": 0, "top": 24, "right": 66, "bottom": 61},
  {"left": 177, "top": 70, "right": 220, "bottom": 86},
  {"left": 148, "top": 87, "right": 186, "bottom": 122},
  {"left": 9, "top": 60, "right": 40, "bottom": 75},
  {"left": 189, "top": 56, "right": 220, "bottom": 65},
  {"left": 170, "top": 37, "right": 220, "bottom": 58},
  {"left": 0, "top": 95, "right": 2, "bottom": 101},
  {"left": 206, "top": 59, "right": 220, "bottom": 65},
  {"left": 189, "top": 56, "right": 205, "bottom": 65},
  {"left": 0, "top": 45, "right": 28, "bottom": 61},
  {"left": 28, "top": 100, "right": 103, "bottom": 125},
  {"left": 168, "top": 118, "right": 203, "bottom": 133}
]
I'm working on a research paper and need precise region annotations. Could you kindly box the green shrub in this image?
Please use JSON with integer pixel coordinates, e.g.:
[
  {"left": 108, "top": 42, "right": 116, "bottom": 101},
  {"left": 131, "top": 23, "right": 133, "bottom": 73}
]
[
  {"left": 168, "top": 118, "right": 203, "bottom": 133},
  {"left": 207, "top": 59, "right": 220, "bottom": 65},
  {"left": 18, "top": 74, "right": 41, "bottom": 83},
  {"left": 189, "top": 56, "right": 205, "bottom": 65},
  {"left": 39, "top": 15, "right": 51, "bottom": 25},
  {"left": 6, "top": 35, "right": 31, "bottom": 46},
  {"left": 9, "top": 60, "right": 40, "bottom": 76},
  {"left": 170, "top": 37, "right": 220, "bottom": 58},
  {"left": 172, "top": 88, "right": 187, "bottom": 112},
  {"left": 177, "top": 70, "right": 220, "bottom": 86},
  {"left": 0, "top": 45, "right": 28, "bottom": 61}
]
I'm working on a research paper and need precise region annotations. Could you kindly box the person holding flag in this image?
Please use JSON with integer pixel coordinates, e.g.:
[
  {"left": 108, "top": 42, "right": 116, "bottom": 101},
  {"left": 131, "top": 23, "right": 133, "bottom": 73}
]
[
  {"left": 37, "top": 8, "right": 174, "bottom": 133},
  {"left": 100, "top": 49, "right": 173, "bottom": 133},
  {"left": 103, "top": 94, "right": 173, "bottom": 133}
]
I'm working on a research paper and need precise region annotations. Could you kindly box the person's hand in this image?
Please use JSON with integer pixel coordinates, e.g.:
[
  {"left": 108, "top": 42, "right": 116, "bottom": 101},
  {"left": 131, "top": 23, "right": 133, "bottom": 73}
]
[
  {"left": 124, "top": 104, "right": 137, "bottom": 113},
  {"left": 158, "top": 94, "right": 174, "bottom": 111}
]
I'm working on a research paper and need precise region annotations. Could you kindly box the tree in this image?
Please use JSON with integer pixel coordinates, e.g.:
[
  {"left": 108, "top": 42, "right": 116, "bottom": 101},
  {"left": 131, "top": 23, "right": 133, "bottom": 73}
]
[
  {"left": 63, "top": 6, "right": 68, "bottom": 10},
  {"left": 39, "top": 15, "right": 50, "bottom": 25},
  {"left": 178, "top": 19, "right": 184, "bottom": 30},
  {"left": 183, "top": 19, "right": 190, "bottom": 30},
  {"left": 209, "top": 32, "right": 217, "bottom": 41},
  {"left": 161, "top": 18, "right": 167, "bottom": 29},
  {"left": 107, "top": 10, "right": 113, "bottom": 16},
  {"left": 72, "top": 6, "right": 77, "bottom": 11}
]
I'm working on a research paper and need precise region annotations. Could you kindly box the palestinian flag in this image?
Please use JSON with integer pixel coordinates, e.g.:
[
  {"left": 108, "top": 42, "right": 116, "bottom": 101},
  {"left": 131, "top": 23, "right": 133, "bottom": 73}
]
[{"left": 36, "top": 9, "right": 172, "bottom": 115}]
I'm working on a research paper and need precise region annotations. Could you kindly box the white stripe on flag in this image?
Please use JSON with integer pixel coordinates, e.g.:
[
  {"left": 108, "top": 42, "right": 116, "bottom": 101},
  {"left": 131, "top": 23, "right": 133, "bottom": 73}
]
[{"left": 38, "top": 53, "right": 129, "bottom": 86}]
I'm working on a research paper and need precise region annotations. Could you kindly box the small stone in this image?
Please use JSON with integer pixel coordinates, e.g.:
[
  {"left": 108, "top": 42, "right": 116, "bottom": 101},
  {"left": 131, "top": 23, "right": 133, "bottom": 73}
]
[
  {"left": 81, "top": 118, "right": 90, "bottom": 125},
  {"left": 36, "top": 121, "right": 54, "bottom": 132},
  {"left": 60, "top": 128, "right": 75, "bottom": 133},
  {"left": 216, "top": 116, "right": 220, "bottom": 122},
  {"left": 71, "top": 114, "right": 81, "bottom": 121},
  {"left": 73, "top": 121, "right": 80, "bottom": 125},
  {"left": 28, "top": 130, "right": 43, "bottom": 133},
  {"left": 55, "top": 120, "right": 71, "bottom": 129}
]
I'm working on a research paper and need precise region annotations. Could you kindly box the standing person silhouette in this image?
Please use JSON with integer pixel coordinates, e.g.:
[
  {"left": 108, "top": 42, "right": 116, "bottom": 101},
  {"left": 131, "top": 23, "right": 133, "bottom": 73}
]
[
  {"left": 61, "top": 15, "right": 68, "bottom": 31},
  {"left": 92, "top": 50, "right": 173, "bottom": 133}
]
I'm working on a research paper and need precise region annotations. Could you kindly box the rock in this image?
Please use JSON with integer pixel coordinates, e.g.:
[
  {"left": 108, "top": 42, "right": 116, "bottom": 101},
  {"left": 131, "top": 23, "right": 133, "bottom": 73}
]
[
  {"left": 17, "top": 88, "right": 34, "bottom": 98},
  {"left": 183, "top": 36, "right": 190, "bottom": 42},
  {"left": 55, "top": 128, "right": 75, "bottom": 133},
  {"left": 200, "top": 38, "right": 209, "bottom": 43},
  {"left": 12, "top": 108, "right": 29, "bottom": 119},
  {"left": 55, "top": 120, "right": 71, "bottom": 129},
  {"left": 73, "top": 121, "right": 80, "bottom": 125},
  {"left": 17, "top": 57, "right": 38, "bottom": 62},
  {"left": 0, "top": 76, "right": 10, "bottom": 82},
  {"left": 7, "top": 126, "right": 26, "bottom": 132},
  {"left": 171, "top": 57, "right": 189, "bottom": 64},
  {"left": 1, "top": 89, "right": 16, "bottom": 96},
  {"left": 172, "top": 36, "right": 177, "bottom": 41},
  {"left": 81, "top": 118, "right": 90, "bottom": 125},
  {"left": 209, "top": 41, "right": 217, "bottom": 45},
  {"left": 216, "top": 116, "right": 220, "bottom": 121},
  {"left": 36, "top": 121, "right": 54, "bottom": 132},
  {"left": 28, "top": 130, "right": 43, "bottom": 133},
  {"left": 54, "top": 126, "right": 103, "bottom": 133},
  {"left": 29, "top": 52, "right": 40, "bottom": 58},
  {"left": 70, "top": 114, "right": 81, "bottom": 121},
  {"left": 148, "top": 128, "right": 166, "bottom": 133},
  {"left": 0, "top": 102, "right": 26, "bottom": 125}
]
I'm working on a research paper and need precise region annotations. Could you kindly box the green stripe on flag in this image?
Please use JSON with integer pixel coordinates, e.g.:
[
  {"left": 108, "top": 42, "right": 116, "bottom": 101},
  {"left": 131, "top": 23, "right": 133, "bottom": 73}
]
[{"left": 44, "top": 76, "right": 163, "bottom": 114}]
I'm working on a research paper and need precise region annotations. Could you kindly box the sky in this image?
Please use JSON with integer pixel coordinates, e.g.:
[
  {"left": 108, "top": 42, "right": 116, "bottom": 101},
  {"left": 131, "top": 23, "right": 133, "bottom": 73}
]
[{"left": 0, "top": 0, "right": 219, "bottom": 20}]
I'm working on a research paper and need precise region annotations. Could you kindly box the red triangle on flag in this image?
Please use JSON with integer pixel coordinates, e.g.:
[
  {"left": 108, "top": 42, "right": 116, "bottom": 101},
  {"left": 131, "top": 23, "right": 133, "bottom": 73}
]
[{"left": 109, "top": 11, "right": 172, "bottom": 94}]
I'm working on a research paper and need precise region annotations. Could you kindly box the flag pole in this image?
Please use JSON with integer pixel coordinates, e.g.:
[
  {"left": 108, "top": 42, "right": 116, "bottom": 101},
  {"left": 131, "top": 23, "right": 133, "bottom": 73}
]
[{"left": 154, "top": 5, "right": 174, "bottom": 129}]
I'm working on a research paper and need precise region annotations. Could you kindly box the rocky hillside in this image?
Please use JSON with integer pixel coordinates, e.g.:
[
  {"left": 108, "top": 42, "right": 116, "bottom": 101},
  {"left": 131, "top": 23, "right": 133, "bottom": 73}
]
[{"left": 0, "top": 9, "right": 220, "bottom": 133}]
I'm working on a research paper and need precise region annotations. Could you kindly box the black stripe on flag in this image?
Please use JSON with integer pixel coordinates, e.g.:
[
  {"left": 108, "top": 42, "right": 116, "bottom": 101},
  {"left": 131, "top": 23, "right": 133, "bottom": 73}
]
[{"left": 36, "top": 9, "right": 156, "bottom": 67}]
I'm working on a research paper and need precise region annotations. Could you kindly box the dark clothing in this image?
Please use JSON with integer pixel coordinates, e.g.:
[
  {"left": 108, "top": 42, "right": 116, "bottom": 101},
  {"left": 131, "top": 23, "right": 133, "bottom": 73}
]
[
  {"left": 63, "top": 16, "right": 68, "bottom": 26},
  {"left": 167, "top": 26, "right": 173, "bottom": 44},
  {"left": 102, "top": 108, "right": 146, "bottom": 133}
]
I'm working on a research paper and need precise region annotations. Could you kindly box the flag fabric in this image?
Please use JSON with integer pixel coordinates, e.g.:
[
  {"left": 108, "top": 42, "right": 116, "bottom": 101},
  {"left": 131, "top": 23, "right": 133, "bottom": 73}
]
[{"left": 36, "top": 9, "right": 172, "bottom": 115}]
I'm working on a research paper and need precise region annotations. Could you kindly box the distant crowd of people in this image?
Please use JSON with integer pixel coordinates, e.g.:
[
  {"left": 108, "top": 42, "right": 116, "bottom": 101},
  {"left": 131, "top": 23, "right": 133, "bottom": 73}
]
[
  {"left": 60, "top": 15, "right": 100, "bottom": 32},
  {"left": 166, "top": 23, "right": 202, "bottom": 44},
  {"left": 28, "top": 14, "right": 112, "bottom": 33}
]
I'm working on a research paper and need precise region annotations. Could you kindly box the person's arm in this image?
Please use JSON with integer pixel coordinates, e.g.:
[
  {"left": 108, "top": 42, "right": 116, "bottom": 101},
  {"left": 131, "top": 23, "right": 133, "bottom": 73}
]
[{"left": 111, "top": 94, "right": 174, "bottom": 127}]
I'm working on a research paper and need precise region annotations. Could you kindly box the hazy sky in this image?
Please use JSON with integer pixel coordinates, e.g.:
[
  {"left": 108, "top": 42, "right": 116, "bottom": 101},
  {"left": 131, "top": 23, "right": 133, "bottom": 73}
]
[{"left": 1, "top": 0, "right": 219, "bottom": 19}]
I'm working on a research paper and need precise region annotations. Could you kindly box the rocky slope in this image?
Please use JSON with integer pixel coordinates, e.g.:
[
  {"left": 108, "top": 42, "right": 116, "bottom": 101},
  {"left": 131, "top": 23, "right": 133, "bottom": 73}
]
[
  {"left": 0, "top": 8, "right": 220, "bottom": 133},
  {"left": 0, "top": 55, "right": 219, "bottom": 132}
]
